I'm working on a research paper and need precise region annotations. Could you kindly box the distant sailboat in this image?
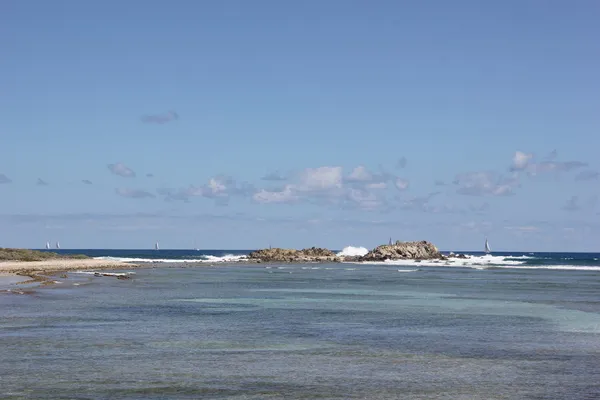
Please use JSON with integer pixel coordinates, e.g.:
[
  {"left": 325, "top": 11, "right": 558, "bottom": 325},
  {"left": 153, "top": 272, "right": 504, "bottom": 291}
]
[
  {"left": 155, "top": 241, "right": 159, "bottom": 250},
  {"left": 56, "top": 241, "right": 60, "bottom": 249},
  {"left": 45, "top": 241, "right": 50, "bottom": 250},
  {"left": 484, "top": 238, "right": 491, "bottom": 254}
]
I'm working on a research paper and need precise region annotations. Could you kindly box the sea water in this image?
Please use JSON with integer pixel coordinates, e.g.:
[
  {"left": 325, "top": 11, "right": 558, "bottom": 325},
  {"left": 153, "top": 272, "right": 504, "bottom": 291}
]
[{"left": 1, "top": 252, "right": 600, "bottom": 399}]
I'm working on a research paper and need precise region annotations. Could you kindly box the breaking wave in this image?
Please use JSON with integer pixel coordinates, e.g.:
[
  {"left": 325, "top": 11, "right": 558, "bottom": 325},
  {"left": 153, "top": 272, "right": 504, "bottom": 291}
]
[
  {"left": 336, "top": 246, "right": 369, "bottom": 257},
  {"left": 362, "top": 253, "right": 600, "bottom": 271},
  {"left": 93, "top": 254, "right": 248, "bottom": 263}
]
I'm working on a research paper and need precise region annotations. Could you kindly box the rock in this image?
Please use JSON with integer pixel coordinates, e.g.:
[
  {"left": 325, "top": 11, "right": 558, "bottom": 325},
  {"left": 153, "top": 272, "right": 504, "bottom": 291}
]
[
  {"left": 248, "top": 247, "right": 340, "bottom": 263},
  {"left": 447, "top": 253, "right": 468, "bottom": 259},
  {"left": 340, "top": 255, "right": 362, "bottom": 262},
  {"left": 359, "top": 240, "right": 443, "bottom": 262}
]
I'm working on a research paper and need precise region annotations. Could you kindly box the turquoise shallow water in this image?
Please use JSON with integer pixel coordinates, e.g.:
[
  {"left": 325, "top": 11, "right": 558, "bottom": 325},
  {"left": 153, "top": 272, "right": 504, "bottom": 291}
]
[{"left": 1, "top": 263, "right": 600, "bottom": 399}]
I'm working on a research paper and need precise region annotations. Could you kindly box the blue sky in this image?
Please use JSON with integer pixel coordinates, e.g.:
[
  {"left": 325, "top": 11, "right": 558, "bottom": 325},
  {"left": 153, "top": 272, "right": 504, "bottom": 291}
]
[{"left": 1, "top": 0, "right": 599, "bottom": 251}]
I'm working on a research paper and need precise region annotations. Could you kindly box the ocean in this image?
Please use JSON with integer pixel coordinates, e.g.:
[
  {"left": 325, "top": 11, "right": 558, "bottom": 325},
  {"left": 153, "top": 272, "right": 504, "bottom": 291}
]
[
  {"left": 1, "top": 249, "right": 600, "bottom": 399},
  {"left": 36, "top": 247, "right": 600, "bottom": 271}
]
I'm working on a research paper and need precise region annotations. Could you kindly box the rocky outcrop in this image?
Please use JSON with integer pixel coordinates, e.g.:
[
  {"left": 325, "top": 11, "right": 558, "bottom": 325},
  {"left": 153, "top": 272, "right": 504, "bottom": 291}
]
[
  {"left": 248, "top": 247, "right": 340, "bottom": 263},
  {"left": 448, "top": 252, "right": 468, "bottom": 259},
  {"left": 359, "top": 240, "right": 444, "bottom": 261}
]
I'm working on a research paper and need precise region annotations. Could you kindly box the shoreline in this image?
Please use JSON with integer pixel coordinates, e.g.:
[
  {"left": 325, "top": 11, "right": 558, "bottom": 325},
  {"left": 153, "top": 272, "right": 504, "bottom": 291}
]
[{"left": 0, "top": 259, "right": 140, "bottom": 275}]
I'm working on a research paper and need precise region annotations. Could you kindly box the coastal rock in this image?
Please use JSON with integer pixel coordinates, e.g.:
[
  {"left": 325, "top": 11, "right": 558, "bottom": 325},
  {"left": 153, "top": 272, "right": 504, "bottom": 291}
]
[
  {"left": 359, "top": 240, "right": 443, "bottom": 262},
  {"left": 448, "top": 253, "right": 468, "bottom": 259},
  {"left": 340, "top": 255, "right": 362, "bottom": 262},
  {"left": 248, "top": 247, "right": 340, "bottom": 263}
]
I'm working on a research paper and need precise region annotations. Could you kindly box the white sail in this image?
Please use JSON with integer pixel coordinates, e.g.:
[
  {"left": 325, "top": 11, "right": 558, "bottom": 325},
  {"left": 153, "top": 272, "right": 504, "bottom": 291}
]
[
  {"left": 56, "top": 241, "right": 60, "bottom": 249},
  {"left": 45, "top": 241, "right": 50, "bottom": 249},
  {"left": 155, "top": 241, "right": 159, "bottom": 250},
  {"left": 484, "top": 238, "right": 491, "bottom": 253}
]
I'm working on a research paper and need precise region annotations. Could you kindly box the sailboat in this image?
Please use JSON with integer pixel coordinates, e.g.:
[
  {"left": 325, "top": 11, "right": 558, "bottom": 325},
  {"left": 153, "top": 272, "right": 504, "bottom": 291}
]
[
  {"left": 45, "top": 241, "right": 50, "bottom": 250},
  {"left": 484, "top": 238, "right": 491, "bottom": 254},
  {"left": 56, "top": 241, "right": 60, "bottom": 249},
  {"left": 155, "top": 241, "right": 159, "bottom": 250}
]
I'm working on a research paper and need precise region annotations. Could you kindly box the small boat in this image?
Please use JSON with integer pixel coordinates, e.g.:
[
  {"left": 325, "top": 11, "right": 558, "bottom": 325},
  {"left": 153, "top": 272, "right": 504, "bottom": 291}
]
[
  {"left": 45, "top": 241, "right": 50, "bottom": 250},
  {"left": 155, "top": 241, "right": 159, "bottom": 250},
  {"left": 484, "top": 238, "right": 491, "bottom": 254},
  {"left": 56, "top": 241, "right": 60, "bottom": 249}
]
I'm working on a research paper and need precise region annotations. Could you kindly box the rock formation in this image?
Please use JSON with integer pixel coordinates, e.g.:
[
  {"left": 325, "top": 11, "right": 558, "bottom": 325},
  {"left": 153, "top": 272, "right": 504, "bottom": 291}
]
[
  {"left": 448, "top": 252, "right": 468, "bottom": 259},
  {"left": 359, "top": 240, "right": 444, "bottom": 261},
  {"left": 248, "top": 247, "right": 340, "bottom": 263}
]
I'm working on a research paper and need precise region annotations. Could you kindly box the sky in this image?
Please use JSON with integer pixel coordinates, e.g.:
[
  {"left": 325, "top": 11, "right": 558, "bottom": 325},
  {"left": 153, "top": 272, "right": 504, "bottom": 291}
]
[{"left": 1, "top": 0, "right": 599, "bottom": 251}]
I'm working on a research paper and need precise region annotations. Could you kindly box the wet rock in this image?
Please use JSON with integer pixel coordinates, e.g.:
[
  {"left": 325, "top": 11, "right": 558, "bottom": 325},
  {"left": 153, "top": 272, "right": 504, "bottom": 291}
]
[
  {"left": 248, "top": 247, "right": 340, "bottom": 263},
  {"left": 448, "top": 253, "right": 468, "bottom": 259},
  {"left": 359, "top": 240, "right": 443, "bottom": 262}
]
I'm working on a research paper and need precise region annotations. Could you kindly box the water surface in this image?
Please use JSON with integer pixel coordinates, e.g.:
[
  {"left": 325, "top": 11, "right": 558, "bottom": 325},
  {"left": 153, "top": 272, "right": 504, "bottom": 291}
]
[{"left": 1, "top": 263, "right": 599, "bottom": 399}]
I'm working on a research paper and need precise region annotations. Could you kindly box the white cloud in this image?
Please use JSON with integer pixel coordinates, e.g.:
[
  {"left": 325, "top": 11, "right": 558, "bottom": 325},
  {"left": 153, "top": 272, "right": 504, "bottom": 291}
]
[
  {"left": 454, "top": 171, "right": 518, "bottom": 196},
  {"left": 253, "top": 185, "right": 297, "bottom": 204},
  {"left": 345, "top": 188, "right": 386, "bottom": 210},
  {"left": 394, "top": 178, "right": 409, "bottom": 191},
  {"left": 252, "top": 166, "right": 344, "bottom": 205},
  {"left": 510, "top": 151, "right": 534, "bottom": 171},
  {"left": 504, "top": 225, "right": 540, "bottom": 232},
  {"left": 346, "top": 166, "right": 373, "bottom": 182},
  {"left": 296, "top": 166, "right": 343, "bottom": 192},
  {"left": 527, "top": 161, "right": 587, "bottom": 175},
  {"left": 107, "top": 163, "right": 136, "bottom": 178},
  {"left": 366, "top": 182, "right": 387, "bottom": 190},
  {"left": 252, "top": 165, "right": 392, "bottom": 210},
  {"left": 115, "top": 188, "right": 155, "bottom": 199},
  {"left": 160, "top": 176, "right": 255, "bottom": 203},
  {"left": 509, "top": 151, "right": 587, "bottom": 176},
  {"left": 205, "top": 177, "right": 228, "bottom": 197}
]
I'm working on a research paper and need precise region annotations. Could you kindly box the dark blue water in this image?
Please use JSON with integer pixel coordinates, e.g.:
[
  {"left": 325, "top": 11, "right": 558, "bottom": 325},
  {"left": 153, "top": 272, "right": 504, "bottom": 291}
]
[
  {"left": 37, "top": 248, "right": 253, "bottom": 260},
  {"left": 35, "top": 248, "right": 600, "bottom": 270}
]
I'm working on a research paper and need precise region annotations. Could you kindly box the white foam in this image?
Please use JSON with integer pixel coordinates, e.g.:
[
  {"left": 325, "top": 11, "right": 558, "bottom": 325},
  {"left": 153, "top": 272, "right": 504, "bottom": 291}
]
[
  {"left": 362, "top": 254, "right": 528, "bottom": 268},
  {"left": 362, "top": 254, "right": 600, "bottom": 272},
  {"left": 73, "top": 271, "right": 136, "bottom": 276},
  {"left": 397, "top": 269, "right": 418, "bottom": 272},
  {"left": 93, "top": 255, "right": 248, "bottom": 263},
  {"left": 507, "top": 265, "right": 600, "bottom": 271},
  {"left": 336, "top": 246, "right": 369, "bottom": 257}
]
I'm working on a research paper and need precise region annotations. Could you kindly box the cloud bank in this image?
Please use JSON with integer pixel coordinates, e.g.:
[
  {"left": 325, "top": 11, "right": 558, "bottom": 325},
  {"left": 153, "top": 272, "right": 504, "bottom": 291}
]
[{"left": 510, "top": 151, "right": 587, "bottom": 175}]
